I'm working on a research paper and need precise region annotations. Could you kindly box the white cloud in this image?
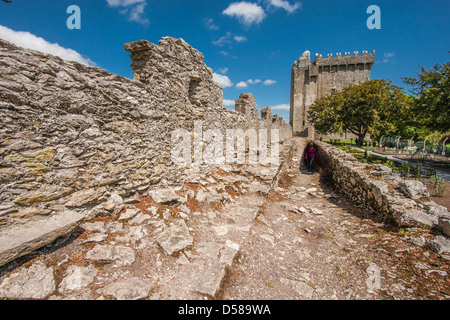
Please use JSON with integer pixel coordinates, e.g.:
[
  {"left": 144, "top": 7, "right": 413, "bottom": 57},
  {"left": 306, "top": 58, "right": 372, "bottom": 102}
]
[
  {"left": 236, "top": 81, "right": 249, "bottom": 88},
  {"left": 223, "top": 99, "right": 236, "bottom": 107},
  {"left": 247, "top": 79, "right": 262, "bottom": 84},
  {"left": 106, "top": 0, "right": 149, "bottom": 25},
  {"left": 267, "top": 0, "right": 302, "bottom": 13},
  {"left": 213, "top": 32, "right": 247, "bottom": 46},
  {"left": 0, "top": 25, "right": 96, "bottom": 67},
  {"left": 219, "top": 67, "right": 229, "bottom": 74},
  {"left": 268, "top": 103, "right": 290, "bottom": 111},
  {"left": 381, "top": 52, "right": 395, "bottom": 63},
  {"left": 128, "top": 3, "right": 149, "bottom": 24},
  {"left": 263, "top": 79, "right": 277, "bottom": 85},
  {"left": 213, "top": 73, "right": 233, "bottom": 88},
  {"left": 223, "top": 2, "right": 266, "bottom": 26},
  {"left": 106, "top": 0, "right": 145, "bottom": 7},
  {"left": 234, "top": 35, "right": 247, "bottom": 42},
  {"left": 204, "top": 18, "right": 220, "bottom": 30},
  {"left": 213, "top": 33, "right": 233, "bottom": 46}
]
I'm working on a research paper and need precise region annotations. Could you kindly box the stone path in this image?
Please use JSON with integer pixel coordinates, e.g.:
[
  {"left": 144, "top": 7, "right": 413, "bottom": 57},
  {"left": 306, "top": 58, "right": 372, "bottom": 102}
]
[
  {"left": 223, "top": 139, "right": 450, "bottom": 299},
  {"left": 0, "top": 138, "right": 449, "bottom": 300}
]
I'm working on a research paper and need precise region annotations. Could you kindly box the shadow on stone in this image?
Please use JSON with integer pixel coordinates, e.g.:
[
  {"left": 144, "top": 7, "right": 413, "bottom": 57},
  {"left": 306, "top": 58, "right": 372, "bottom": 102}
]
[{"left": 0, "top": 226, "right": 83, "bottom": 279}]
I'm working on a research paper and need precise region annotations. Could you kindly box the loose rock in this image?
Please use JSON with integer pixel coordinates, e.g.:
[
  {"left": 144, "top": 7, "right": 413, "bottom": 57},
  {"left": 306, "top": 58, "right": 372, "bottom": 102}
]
[
  {"left": 155, "top": 220, "right": 193, "bottom": 255},
  {"left": 97, "top": 278, "right": 152, "bottom": 300},
  {"left": 86, "top": 245, "right": 135, "bottom": 267},
  {"left": 0, "top": 260, "right": 55, "bottom": 299},
  {"left": 59, "top": 265, "right": 97, "bottom": 292}
]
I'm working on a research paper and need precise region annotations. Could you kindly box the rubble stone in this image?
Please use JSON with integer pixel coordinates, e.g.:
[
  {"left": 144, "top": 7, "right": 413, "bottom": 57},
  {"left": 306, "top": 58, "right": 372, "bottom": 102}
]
[
  {"left": 97, "top": 278, "right": 152, "bottom": 300},
  {"left": 155, "top": 220, "right": 193, "bottom": 255},
  {"left": 0, "top": 260, "right": 55, "bottom": 299},
  {"left": 85, "top": 245, "right": 135, "bottom": 267}
]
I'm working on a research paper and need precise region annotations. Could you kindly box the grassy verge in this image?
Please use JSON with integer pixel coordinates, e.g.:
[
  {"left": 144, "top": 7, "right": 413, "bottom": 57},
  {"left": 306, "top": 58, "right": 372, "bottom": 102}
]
[{"left": 328, "top": 144, "right": 402, "bottom": 172}]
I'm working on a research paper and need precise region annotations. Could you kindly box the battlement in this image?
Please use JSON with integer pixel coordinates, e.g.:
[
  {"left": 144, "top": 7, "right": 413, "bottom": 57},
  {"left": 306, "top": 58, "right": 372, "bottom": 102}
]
[{"left": 293, "top": 50, "right": 375, "bottom": 68}]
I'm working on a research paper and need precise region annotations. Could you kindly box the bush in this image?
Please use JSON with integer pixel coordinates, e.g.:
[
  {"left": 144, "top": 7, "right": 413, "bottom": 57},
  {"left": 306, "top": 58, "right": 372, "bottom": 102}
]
[
  {"left": 385, "top": 160, "right": 395, "bottom": 170},
  {"left": 413, "top": 162, "right": 422, "bottom": 179},
  {"left": 400, "top": 162, "right": 410, "bottom": 178},
  {"left": 430, "top": 175, "right": 446, "bottom": 197},
  {"left": 425, "top": 161, "right": 436, "bottom": 178}
]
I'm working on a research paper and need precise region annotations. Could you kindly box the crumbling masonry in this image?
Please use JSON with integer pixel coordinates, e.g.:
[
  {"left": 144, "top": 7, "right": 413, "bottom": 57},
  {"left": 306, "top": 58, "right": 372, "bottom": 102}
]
[{"left": 0, "top": 37, "right": 292, "bottom": 244}]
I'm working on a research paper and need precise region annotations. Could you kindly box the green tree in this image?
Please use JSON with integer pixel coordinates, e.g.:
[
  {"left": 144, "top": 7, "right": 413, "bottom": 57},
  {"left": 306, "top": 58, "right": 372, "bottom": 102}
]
[
  {"left": 402, "top": 62, "right": 450, "bottom": 134},
  {"left": 308, "top": 79, "right": 412, "bottom": 146}
]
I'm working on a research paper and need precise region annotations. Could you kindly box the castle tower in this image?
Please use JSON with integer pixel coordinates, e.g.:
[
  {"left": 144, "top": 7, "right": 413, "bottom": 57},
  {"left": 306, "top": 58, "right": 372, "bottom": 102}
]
[{"left": 290, "top": 50, "right": 375, "bottom": 138}]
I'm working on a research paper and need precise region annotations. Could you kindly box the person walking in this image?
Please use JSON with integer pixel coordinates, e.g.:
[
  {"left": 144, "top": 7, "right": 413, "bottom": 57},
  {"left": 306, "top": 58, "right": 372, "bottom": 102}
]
[{"left": 305, "top": 142, "right": 317, "bottom": 174}]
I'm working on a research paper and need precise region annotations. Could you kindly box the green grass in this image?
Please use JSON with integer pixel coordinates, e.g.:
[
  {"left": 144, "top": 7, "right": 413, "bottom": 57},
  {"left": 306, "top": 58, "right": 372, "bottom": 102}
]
[{"left": 331, "top": 145, "right": 402, "bottom": 171}]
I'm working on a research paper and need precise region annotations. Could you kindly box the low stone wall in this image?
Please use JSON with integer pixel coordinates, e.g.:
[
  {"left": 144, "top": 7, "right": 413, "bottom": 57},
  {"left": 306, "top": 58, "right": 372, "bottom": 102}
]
[{"left": 314, "top": 142, "right": 450, "bottom": 238}]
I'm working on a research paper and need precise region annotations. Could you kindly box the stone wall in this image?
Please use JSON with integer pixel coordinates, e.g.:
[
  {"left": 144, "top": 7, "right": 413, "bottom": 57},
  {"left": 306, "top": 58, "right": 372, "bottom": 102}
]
[
  {"left": 0, "top": 37, "right": 292, "bottom": 230},
  {"left": 235, "top": 93, "right": 258, "bottom": 119},
  {"left": 125, "top": 38, "right": 223, "bottom": 111},
  {"left": 260, "top": 108, "right": 292, "bottom": 142},
  {"left": 314, "top": 142, "right": 450, "bottom": 240}
]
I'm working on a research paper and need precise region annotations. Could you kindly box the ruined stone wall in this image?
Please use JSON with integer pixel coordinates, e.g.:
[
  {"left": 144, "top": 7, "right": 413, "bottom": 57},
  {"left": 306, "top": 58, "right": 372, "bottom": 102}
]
[
  {"left": 125, "top": 37, "right": 223, "bottom": 112},
  {"left": 0, "top": 37, "right": 292, "bottom": 230},
  {"left": 234, "top": 95, "right": 292, "bottom": 141},
  {"left": 270, "top": 114, "right": 293, "bottom": 142},
  {"left": 124, "top": 38, "right": 292, "bottom": 137},
  {"left": 315, "top": 142, "right": 450, "bottom": 239},
  {"left": 290, "top": 50, "right": 375, "bottom": 139},
  {"left": 234, "top": 93, "right": 258, "bottom": 120}
]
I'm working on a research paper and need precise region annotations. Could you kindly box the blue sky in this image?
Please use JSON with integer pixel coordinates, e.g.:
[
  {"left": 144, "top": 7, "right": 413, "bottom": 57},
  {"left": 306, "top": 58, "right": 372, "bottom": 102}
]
[{"left": 0, "top": 0, "right": 449, "bottom": 122}]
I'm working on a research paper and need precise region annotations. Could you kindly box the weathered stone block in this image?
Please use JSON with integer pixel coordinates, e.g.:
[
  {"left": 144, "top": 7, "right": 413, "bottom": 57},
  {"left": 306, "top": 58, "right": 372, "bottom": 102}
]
[
  {"left": 0, "top": 260, "right": 55, "bottom": 299},
  {"left": 190, "top": 266, "right": 226, "bottom": 298},
  {"left": 155, "top": 220, "right": 193, "bottom": 255},
  {"left": 400, "top": 180, "right": 430, "bottom": 200},
  {"left": 0, "top": 210, "right": 85, "bottom": 267},
  {"left": 97, "top": 278, "right": 152, "bottom": 300},
  {"left": 426, "top": 236, "right": 450, "bottom": 255},
  {"left": 149, "top": 188, "right": 184, "bottom": 205},
  {"left": 13, "top": 186, "right": 74, "bottom": 206},
  {"left": 59, "top": 265, "right": 97, "bottom": 292},
  {"left": 397, "top": 209, "right": 438, "bottom": 228},
  {"left": 85, "top": 244, "right": 135, "bottom": 267},
  {"left": 439, "top": 217, "right": 450, "bottom": 237}
]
